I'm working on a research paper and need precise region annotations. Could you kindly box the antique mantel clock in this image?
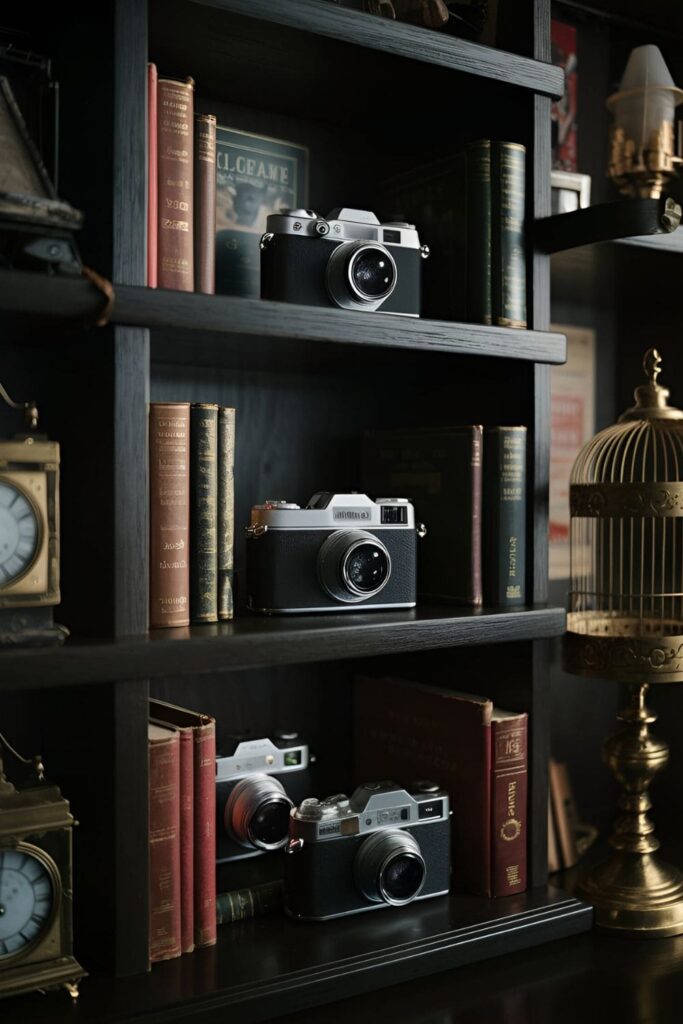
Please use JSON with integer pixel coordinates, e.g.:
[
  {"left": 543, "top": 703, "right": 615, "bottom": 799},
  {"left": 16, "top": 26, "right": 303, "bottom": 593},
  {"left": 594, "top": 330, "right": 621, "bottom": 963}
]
[
  {"left": 0, "top": 381, "right": 67, "bottom": 647},
  {"left": 0, "top": 739, "right": 85, "bottom": 1000}
]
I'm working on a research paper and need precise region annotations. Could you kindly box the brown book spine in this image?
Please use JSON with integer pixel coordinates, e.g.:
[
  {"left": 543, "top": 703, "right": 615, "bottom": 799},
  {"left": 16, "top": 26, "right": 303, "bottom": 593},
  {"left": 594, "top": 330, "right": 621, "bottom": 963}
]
[
  {"left": 149, "top": 725, "right": 181, "bottom": 963},
  {"left": 178, "top": 728, "right": 195, "bottom": 953},
  {"left": 547, "top": 784, "right": 560, "bottom": 873},
  {"left": 490, "top": 712, "right": 527, "bottom": 896},
  {"left": 149, "top": 403, "right": 190, "bottom": 628},
  {"left": 217, "top": 406, "right": 236, "bottom": 620},
  {"left": 194, "top": 113, "right": 216, "bottom": 294},
  {"left": 550, "top": 759, "right": 579, "bottom": 869},
  {"left": 471, "top": 425, "right": 483, "bottom": 606},
  {"left": 147, "top": 63, "right": 158, "bottom": 288},
  {"left": 157, "top": 76, "right": 194, "bottom": 291},
  {"left": 194, "top": 720, "right": 217, "bottom": 947}
]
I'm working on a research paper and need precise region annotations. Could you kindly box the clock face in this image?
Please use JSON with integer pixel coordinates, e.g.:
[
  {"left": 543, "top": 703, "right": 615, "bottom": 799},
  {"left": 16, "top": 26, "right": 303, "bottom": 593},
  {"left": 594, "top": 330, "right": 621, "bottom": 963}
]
[
  {"left": 0, "top": 479, "right": 40, "bottom": 586},
  {"left": 0, "top": 848, "right": 54, "bottom": 959}
]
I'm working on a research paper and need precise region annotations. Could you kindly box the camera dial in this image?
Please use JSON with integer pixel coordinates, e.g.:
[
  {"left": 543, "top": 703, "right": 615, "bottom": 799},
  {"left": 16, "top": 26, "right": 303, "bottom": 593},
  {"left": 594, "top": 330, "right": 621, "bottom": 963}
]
[
  {"left": 326, "top": 240, "right": 397, "bottom": 312},
  {"left": 317, "top": 529, "right": 392, "bottom": 604},
  {"left": 354, "top": 829, "right": 426, "bottom": 906},
  {"left": 224, "top": 774, "right": 293, "bottom": 851}
]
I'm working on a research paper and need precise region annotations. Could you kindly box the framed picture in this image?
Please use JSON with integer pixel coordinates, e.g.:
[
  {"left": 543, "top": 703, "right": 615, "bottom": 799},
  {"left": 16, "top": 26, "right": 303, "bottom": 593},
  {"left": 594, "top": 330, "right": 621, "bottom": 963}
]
[{"left": 551, "top": 170, "right": 591, "bottom": 214}]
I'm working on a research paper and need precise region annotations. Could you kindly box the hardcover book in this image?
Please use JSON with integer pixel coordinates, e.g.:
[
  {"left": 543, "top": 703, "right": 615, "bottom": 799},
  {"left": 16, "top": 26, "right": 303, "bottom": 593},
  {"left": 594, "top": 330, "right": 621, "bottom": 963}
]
[
  {"left": 217, "top": 406, "right": 236, "bottom": 620},
  {"left": 194, "top": 113, "right": 217, "bottom": 295},
  {"left": 190, "top": 403, "right": 218, "bottom": 623},
  {"left": 215, "top": 126, "right": 308, "bottom": 297},
  {"left": 483, "top": 426, "right": 527, "bottom": 607},
  {"left": 491, "top": 141, "right": 526, "bottom": 328},
  {"left": 363, "top": 425, "right": 483, "bottom": 605},
  {"left": 157, "top": 76, "right": 194, "bottom": 291},
  {"left": 149, "top": 403, "right": 190, "bottom": 628},
  {"left": 149, "top": 723, "right": 181, "bottom": 963}
]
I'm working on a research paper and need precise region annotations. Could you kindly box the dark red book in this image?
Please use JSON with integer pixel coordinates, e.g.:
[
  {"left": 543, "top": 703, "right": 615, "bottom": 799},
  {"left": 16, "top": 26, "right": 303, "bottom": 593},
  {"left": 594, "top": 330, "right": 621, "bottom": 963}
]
[
  {"left": 354, "top": 676, "right": 491, "bottom": 896},
  {"left": 149, "top": 723, "right": 181, "bottom": 963},
  {"left": 157, "top": 76, "right": 194, "bottom": 291},
  {"left": 147, "top": 62, "right": 158, "bottom": 288},
  {"left": 491, "top": 708, "right": 528, "bottom": 897},
  {"left": 149, "top": 698, "right": 217, "bottom": 949}
]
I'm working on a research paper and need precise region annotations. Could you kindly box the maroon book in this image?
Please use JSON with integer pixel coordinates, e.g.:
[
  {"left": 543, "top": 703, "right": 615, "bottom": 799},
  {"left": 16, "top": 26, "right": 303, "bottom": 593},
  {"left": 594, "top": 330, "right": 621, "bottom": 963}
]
[
  {"left": 147, "top": 62, "right": 158, "bottom": 288},
  {"left": 354, "top": 676, "right": 492, "bottom": 896},
  {"left": 491, "top": 709, "right": 528, "bottom": 897},
  {"left": 149, "top": 724, "right": 181, "bottom": 963}
]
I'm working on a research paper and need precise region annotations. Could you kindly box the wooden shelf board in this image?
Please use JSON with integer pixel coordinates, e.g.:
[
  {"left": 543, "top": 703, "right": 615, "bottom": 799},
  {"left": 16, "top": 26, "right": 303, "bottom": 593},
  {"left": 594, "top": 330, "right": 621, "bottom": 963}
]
[
  {"left": 0, "top": 272, "right": 567, "bottom": 365},
  {"left": 190, "top": 0, "right": 565, "bottom": 99},
  {"left": 2, "top": 887, "right": 591, "bottom": 1024},
  {"left": 0, "top": 605, "right": 566, "bottom": 689}
]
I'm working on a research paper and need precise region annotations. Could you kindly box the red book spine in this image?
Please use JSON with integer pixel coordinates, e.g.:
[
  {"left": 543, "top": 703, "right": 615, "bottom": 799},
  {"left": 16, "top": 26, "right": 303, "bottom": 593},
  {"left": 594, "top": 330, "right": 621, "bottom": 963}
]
[
  {"left": 147, "top": 63, "right": 158, "bottom": 288},
  {"left": 157, "top": 76, "right": 194, "bottom": 291},
  {"left": 178, "top": 729, "right": 195, "bottom": 953},
  {"left": 194, "top": 721, "right": 217, "bottom": 947},
  {"left": 490, "top": 712, "right": 528, "bottom": 897},
  {"left": 149, "top": 726, "right": 181, "bottom": 963},
  {"left": 149, "top": 402, "right": 190, "bottom": 628}
]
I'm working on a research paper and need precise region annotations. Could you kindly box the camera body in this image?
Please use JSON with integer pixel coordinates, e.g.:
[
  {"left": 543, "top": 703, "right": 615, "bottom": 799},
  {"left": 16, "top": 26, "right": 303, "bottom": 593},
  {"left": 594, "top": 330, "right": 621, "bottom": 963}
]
[
  {"left": 260, "top": 208, "right": 428, "bottom": 316},
  {"left": 284, "top": 781, "right": 450, "bottom": 921},
  {"left": 245, "top": 492, "right": 420, "bottom": 614},
  {"left": 216, "top": 735, "right": 313, "bottom": 864}
]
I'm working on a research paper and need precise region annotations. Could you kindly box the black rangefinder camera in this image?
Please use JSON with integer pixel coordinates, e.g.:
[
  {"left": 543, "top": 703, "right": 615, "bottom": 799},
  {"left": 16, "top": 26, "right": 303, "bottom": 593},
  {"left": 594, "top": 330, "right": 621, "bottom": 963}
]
[
  {"left": 245, "top": 492, "right": 424, "bottom": 614},
  {"left": 284, "top": 780, "right": 450, "bottom": 921},
  {"left": 260, "top": 208, "right": 429, "bottom": 316},
  {"left": 216, "top": 734, "right": 313, "bottom": 864}
]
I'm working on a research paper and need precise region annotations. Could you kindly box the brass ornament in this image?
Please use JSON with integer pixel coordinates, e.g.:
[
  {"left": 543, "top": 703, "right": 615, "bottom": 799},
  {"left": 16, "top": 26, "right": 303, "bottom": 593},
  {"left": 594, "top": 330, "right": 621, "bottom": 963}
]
[{"left": 565, "top": 348, "right": 683, "bottom": 934}]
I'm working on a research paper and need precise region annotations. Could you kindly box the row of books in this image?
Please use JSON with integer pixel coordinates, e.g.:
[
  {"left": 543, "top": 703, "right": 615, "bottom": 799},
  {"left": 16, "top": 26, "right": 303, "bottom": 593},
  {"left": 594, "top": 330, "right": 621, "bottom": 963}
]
[
  {"left": 363, "top": 424, "right": 527, "bottom": 607},
  {"left": 149, "top": 402, "right": 236, "bottom": 628},
  {"left": 148, "top": 700, "right": 217, "bottom": 963}
]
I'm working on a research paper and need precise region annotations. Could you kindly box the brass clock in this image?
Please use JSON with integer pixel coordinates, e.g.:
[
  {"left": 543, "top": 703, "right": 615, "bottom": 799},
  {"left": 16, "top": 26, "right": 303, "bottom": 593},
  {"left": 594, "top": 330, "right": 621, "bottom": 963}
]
[
  {"left": 0, "top": 382, "right": 67, "bottom": 647},
  {"left": 0, "top": 749, "right": 85, "bottom": 1000}
]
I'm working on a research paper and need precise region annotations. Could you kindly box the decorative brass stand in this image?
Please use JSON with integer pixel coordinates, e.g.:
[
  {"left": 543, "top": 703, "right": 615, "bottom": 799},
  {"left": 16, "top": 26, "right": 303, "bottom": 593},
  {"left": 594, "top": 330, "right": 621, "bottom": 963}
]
[{"left": 578, "top": 684, "right": 683, "bottom": 935}]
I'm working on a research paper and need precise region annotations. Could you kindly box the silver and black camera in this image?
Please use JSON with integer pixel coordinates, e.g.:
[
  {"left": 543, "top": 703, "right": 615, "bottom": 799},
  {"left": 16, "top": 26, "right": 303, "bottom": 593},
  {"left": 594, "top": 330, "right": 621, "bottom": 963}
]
[
  {"left": 216, "top": 734, "right": 313, "bottom": 864},
  {"left": 284, "top": 781, "right": 450, "bottom": 921},
  {"left": 260, "top": 208, "right": 429, "bottom": 316},
  {"left": 245, "top": 492, "right": 424, "bottom": 614}
]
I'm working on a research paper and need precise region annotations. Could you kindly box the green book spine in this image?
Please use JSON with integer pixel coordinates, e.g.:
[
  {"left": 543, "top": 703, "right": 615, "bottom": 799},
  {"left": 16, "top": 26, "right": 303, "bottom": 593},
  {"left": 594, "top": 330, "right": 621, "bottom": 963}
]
[
  {"left": 491, "top": 142, "right": 527, "bottom": 328},
  {"left": 483, "top": 426, "right": 527, "bottom": 606},
  {"left": 190, "top": 403, "right": 218, "bottom": 622},
  {"left": 217, "top": 406, "right": 236, "bottom": 620},
  {"left": 465, "top": 139, "right": 491, "bottom": 325},
  {"left": 216, "top": 880, "right": 283, "bottom": 925}
]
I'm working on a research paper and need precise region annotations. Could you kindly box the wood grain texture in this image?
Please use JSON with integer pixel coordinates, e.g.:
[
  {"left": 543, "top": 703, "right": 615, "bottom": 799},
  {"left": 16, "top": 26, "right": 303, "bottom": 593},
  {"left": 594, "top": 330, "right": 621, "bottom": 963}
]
[
  {"left": 190, "top": 0, "right": 565, "bottom": 98},
  {"left": 0, "top": 887, "right": 591, "bottom": 1024},
  {"left": 0, "top": 606, "right": 566, "bottom": 690}
]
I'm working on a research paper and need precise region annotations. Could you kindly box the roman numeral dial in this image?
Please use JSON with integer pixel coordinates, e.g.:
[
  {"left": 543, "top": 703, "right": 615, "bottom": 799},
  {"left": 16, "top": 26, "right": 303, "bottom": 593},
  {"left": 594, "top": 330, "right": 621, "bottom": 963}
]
[
  {"left": 0, "top": 848, "right": 54, "bottom": 958},
  {"left": 0, "top": 479, "right": 39, "bottom": 586}
]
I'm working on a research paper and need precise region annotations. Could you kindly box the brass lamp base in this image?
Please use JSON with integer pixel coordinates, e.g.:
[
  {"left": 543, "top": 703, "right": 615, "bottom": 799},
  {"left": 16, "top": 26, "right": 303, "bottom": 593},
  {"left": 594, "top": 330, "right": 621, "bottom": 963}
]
[{"left": 577, "top": 682, "right": 683, "bottom": 936}]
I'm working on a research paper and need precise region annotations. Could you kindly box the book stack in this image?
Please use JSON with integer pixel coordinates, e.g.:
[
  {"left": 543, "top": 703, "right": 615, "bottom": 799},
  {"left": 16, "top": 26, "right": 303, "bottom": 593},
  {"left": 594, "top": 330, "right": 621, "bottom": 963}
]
[
  {"left": 363, "top": 423, "right": 527, "bottom": 608},
  {"left": 382, "top": 140, "right": 526, "bottom": 328},
  {"left": 148, "top": 700, "right": 217, "bottom": 963},
  {"left": 149, "top": 402, "right": 236, "bottom": 628},
  {"left": 354, "top": 676, "right": 529, "bottom": 898}
]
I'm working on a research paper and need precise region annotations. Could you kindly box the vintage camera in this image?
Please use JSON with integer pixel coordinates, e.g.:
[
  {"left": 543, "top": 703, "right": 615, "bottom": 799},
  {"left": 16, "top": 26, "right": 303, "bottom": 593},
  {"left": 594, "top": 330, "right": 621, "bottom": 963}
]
[
  {"left": 245, "top": 492, "right": 424, "bottom": 614},
  {"left": 216, "top": 734, "right": 313, "bottom": 864},
  {"left": 260, "top": 208, "right": 429, "bottom": 316},
  {"left": 284, "top": 780, "right": 450, "bottom": 920}
]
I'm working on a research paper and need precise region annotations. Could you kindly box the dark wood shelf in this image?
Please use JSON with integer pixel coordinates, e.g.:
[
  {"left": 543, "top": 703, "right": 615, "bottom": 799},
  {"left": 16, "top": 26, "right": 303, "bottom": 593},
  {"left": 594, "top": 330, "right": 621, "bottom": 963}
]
[
  {"left": 0, "top": 272, "right": 567, "bottom": 365},
  {"left": 0, "top": 606, "right": 566, "bottom": 690},
  {"left": 2, "top": 887, "right": 591, "bottom": 1024},
  {"left": 186, "top": 0, "right": 565, "bottom": 99},
  {"left": 535, "top": 197, "right": 681, "bottom": 255}
]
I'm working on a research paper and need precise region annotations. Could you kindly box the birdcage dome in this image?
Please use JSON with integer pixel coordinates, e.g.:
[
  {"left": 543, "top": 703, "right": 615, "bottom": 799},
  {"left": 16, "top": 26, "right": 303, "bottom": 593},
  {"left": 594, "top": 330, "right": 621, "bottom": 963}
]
[{"left": 565, "top": 349, "right": 683, "bottom": 684}]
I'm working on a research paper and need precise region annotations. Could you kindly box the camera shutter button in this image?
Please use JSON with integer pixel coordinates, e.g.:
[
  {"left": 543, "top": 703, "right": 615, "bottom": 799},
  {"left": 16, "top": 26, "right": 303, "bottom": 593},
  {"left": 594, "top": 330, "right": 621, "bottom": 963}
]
[
  {"left": 314, "top": 220, "right": 330, "bottom": 236},
  {"left": 414, "top": 780, "right": 440, "bottom": 793}
]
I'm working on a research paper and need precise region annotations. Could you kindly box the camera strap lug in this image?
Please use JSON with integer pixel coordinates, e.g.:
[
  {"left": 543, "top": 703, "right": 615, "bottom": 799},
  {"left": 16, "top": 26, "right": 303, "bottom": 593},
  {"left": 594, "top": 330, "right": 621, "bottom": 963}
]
[
  {"left": 246, "top": 524, "right": 268, "bottom": 538},
  {"left": 416, "top": 523, "right": 427, "bottom": 539}
]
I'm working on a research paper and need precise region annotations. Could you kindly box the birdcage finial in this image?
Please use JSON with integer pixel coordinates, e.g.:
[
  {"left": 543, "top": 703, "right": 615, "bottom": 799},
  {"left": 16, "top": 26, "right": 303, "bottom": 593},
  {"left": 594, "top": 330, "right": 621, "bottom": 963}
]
[
  {"left": 619, "top": 347, "right": 683, "bottom": 421},
  {"left": 644, "top": 348, "right": 662, "bottom": 386}
]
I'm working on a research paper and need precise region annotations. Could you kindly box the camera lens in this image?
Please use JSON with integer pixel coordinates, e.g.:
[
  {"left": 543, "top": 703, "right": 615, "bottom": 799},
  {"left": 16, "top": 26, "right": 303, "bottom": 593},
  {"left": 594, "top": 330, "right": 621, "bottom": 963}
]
[
  {"left": 317, "top": 530, "right": 392, "bottom": 604},
  {"left": 224, "top": 774, "right": 293, "bottom": 851},
  {"left": 350, "top": 248, "right": 396, "bottom": 299},
  {"left": 354, "top": 829, "right": 426, "bottom": 906}
]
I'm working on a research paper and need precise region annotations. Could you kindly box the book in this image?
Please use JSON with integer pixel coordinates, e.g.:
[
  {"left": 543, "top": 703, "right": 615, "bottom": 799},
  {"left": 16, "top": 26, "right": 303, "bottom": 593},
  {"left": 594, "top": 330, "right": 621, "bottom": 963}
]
[
  {"left": 547, "top": 787, "right": 561, "bottom": 873},
  {"left": 483, "top": 426, "right": 527, "bottom": 607},
  {"left": 149, "top": 403, "right": 190, "bottom": 628},
  {"left": 190, "top": 403, "right": 218, "bottom": 623},
  {"left": 194, "top": 113, "right": 217, "bottom": 294},
  {"left": 215, "top": 125, "right": 308, "bottom": 297},
  {"left": 216, "top": 880, "right": 283, "bottom": 925},
  {"left": 362, "top": 425, "right": 483, "bottom": 606},
  {"left": 147, "top": 63, "right": 158, "bottom": 288},
  {"left": 149, "top": 698, "right": 217, "bottom": 949},
  {"left": 549, "top": 758, "right": 579, "bottom": 870},
  {"left": 149, "top": 723, "right": 181, "bottom": 963},
  {"left": 217, "top": 406, "right": 236, "bottom": 620},
  {"left": 491, "top": 707, "right": 528, "bottom": 896},
  {"left": 491, "top": 141, "right": 526, "bottom": 328},
  {"left": 157, "top": 76, "right": 194, "bottom": 291},
  {"left": 465, "top": 139, "right": 492, "bottom": 324}
]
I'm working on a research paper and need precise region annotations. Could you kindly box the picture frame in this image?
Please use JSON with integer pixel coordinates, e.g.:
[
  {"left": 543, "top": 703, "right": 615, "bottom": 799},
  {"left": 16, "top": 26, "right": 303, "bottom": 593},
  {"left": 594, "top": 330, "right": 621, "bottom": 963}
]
[{"left": 551, "top": 170, "right": 591, "bottom": 215}]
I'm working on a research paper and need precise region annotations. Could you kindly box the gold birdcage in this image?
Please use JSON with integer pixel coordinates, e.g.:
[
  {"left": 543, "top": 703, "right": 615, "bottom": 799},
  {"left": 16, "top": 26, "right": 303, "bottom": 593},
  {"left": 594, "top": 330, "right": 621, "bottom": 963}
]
[{"left": 564, "top": 348, "right": 683, "bottom": 935}]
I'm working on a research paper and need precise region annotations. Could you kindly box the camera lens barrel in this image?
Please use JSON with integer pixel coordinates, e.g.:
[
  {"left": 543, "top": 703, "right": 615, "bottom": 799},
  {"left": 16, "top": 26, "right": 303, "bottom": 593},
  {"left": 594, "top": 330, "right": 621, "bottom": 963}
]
[
  {"left": 317, "top": 529, "right": 392, "bottom": 603},
  {"left": 354, "top": 829, "right": 426, "bottom": 906},
  {"left": 326, "top": 240, "right": 397, "bottom": 311},
  {"left": 224, "top": 774, "right": 293, "bottom": 851}
]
